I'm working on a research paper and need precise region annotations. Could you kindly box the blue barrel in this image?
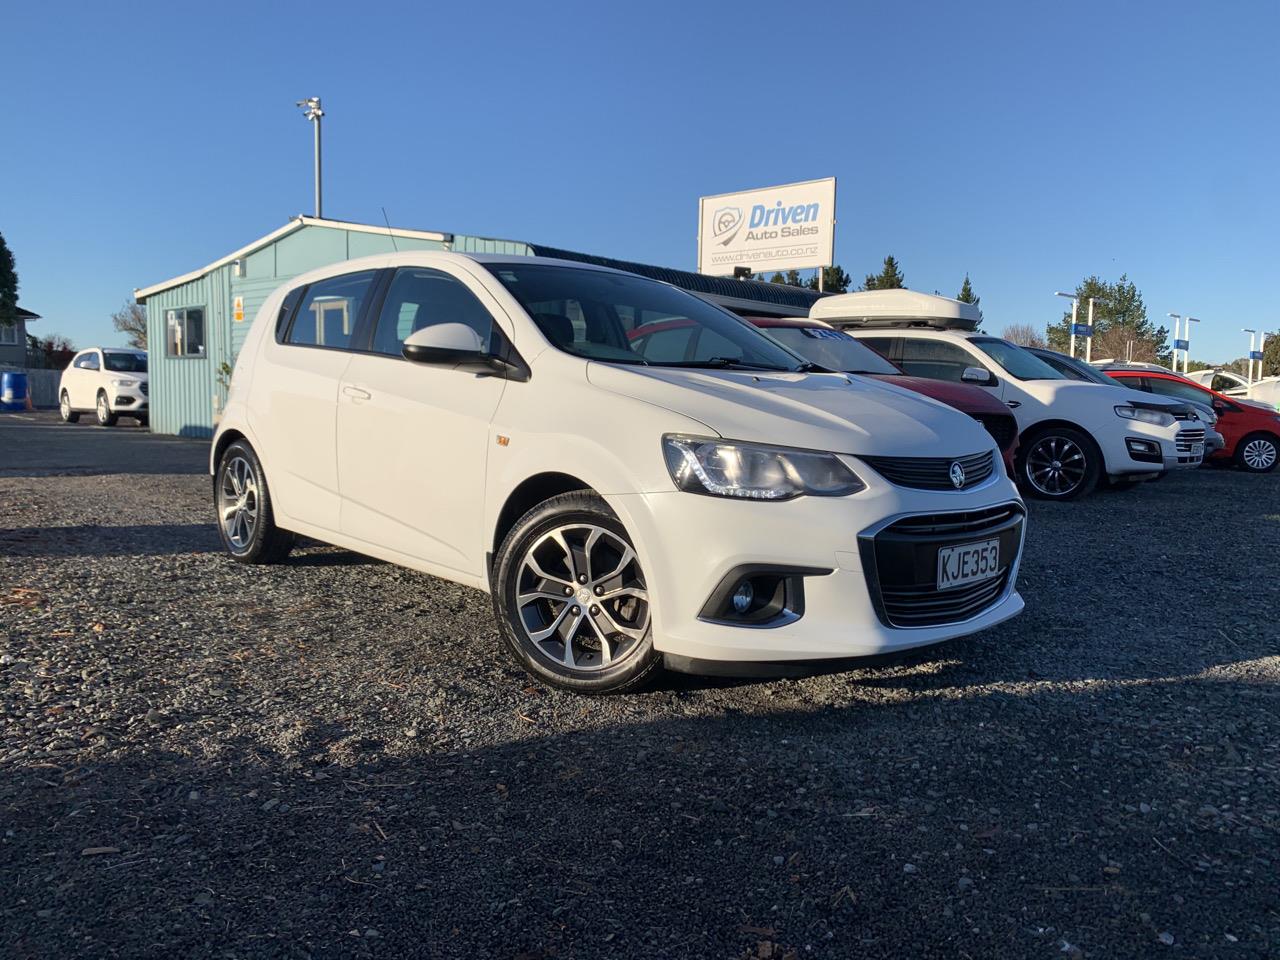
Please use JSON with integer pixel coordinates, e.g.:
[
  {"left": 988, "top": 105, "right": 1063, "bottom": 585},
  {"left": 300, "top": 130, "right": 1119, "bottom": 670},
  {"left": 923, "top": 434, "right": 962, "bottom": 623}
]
[{"left": 0, "top": 371, "right": 28, "bottom": 410}]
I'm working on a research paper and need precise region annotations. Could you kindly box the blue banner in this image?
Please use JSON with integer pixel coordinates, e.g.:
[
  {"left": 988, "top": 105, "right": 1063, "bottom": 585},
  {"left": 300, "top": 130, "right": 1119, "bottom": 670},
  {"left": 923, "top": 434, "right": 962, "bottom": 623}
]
[
  {"left": 1173, "top": 339, "right": 1189, "bottom": 351},
  {"left": 1072, "top": 323, "right": 1092, "bottom": 337},
  {"left": 1249, "top": 350, "right": 1264, "bottom": 361}
]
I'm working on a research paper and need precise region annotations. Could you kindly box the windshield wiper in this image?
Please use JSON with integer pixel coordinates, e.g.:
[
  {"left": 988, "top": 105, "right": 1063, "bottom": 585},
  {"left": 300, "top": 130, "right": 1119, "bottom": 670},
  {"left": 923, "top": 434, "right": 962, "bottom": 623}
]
[{"left": 657, "top": 357, "right": 792, "bottom": 372}]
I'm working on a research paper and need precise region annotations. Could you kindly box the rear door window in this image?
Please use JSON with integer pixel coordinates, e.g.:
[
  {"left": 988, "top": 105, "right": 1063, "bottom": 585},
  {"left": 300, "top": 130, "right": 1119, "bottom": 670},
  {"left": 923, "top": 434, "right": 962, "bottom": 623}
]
[{"left": 287, "top": 271, "right": 378, "bottom": 350}]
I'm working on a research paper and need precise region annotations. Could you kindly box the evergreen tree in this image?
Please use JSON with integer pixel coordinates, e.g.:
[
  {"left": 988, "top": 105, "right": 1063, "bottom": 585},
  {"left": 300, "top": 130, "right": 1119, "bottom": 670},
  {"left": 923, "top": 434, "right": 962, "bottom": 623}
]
[
  {"left": 863, "top": 255, "right": 906, "bottom": 290},
  {"left": 957, "top": 274, "right": 980, "bottom": 308},
  {"left": 768, "top": 269, "right": 805, "bottom": 287},
  {"left": 1045, "top": 274, "right": 1168, "bottom": 363},
  {"left": 804, "top": 265, "right": 852, "bottom": 293},
  {"left": 0, "top": 232, "right": 18, "bottom": 328},
  {"left": 1261, "top": 329, "right": 1280, "bottom": 378}
]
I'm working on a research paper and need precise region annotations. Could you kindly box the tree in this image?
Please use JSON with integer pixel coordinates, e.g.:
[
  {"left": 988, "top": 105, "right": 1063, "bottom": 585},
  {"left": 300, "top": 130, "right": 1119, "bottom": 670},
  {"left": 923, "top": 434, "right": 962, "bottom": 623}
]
[
  {"left": 767, "top": 269, "right": 805, "bottom": 287},
  {"left": 1045, "top": 274, "right": 1167, "bottom": 364},
  {"left": 801, "top": 265, "right": 852, "bottom": 293},
  {"left": 111, "top": 298, "right": 148, "bottom": 348},
  {"left": 24, "top": 332, "right": 75, "bottom": 369},
  {"left": 0, "top": 232, "right": 18, "bottom": 329},
  {"left": 863, "top": 255, "right": 906, "bottom": 290},
  {"left": 1260, "top": 331, "right": 1280, "bottom": 378},
  {"left": 1002, "top": 323, "right": 1048, "bottom": 349},
  {"left": 957, "top": 274, "right": 981, "bottom": 308}
]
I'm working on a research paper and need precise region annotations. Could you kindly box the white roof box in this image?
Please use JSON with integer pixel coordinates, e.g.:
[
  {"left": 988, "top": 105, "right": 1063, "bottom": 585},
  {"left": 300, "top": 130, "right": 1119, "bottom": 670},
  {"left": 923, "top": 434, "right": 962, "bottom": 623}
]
[{"left": 810, "top": 289, "right": 981, "bottom": 331}]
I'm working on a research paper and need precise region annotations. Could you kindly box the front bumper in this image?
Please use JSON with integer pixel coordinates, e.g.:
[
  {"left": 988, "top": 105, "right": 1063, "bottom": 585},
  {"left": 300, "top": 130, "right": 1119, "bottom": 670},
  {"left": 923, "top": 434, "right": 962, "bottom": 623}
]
[
  {"left": 107, "top": 387, "right": 148, "bottom": 414},
  {"left": 609, "top": 467, "right": 1026, "bottom": 665}
]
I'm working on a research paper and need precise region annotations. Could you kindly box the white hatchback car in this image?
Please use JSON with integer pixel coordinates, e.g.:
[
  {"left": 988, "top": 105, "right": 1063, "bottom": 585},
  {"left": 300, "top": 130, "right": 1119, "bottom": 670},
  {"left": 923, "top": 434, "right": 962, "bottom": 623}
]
[
  {"left": 212, "top": 253, "right": 1027, "bottom": 693},
  {"left": 58, "top": 348, "right": 149, "bottom": 426},
  {"left": 816, "top": 291, "right": 1205, "bottom": 500}
]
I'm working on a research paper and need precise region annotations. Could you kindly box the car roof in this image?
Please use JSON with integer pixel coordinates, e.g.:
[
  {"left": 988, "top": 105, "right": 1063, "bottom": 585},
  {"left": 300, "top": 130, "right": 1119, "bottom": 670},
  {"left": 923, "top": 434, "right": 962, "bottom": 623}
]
[{"left": 742, "top": 316, "right": 836, "bottom": 330}]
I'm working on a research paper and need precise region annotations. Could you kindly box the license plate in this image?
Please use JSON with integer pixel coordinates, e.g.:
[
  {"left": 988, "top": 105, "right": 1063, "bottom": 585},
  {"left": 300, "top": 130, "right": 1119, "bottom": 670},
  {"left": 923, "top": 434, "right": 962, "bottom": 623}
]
[
  {"left": 1191, "top": 442, "right": 1204, "bottom": 457},
  {"left": 937, "top": 538, "right": 1001, "bottom": 590}
]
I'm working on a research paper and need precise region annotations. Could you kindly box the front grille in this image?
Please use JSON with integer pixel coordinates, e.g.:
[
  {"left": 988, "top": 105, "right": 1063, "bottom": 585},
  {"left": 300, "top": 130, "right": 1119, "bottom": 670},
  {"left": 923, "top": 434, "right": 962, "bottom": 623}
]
[
  {"left": 973, "top": 413, "right": 1017, "bottom": 451},
  {"left": 1176, "top": 428, "right": 1205, "bottom": 453},
  {"left": 141, "top": 382, "right": 149, "bottom": 396},
  {"left": 857, "top": 503, "right": 1024, "bottom": 628},
  {"left": 862, "top": 450, "right": 994, "bottom": 491}
]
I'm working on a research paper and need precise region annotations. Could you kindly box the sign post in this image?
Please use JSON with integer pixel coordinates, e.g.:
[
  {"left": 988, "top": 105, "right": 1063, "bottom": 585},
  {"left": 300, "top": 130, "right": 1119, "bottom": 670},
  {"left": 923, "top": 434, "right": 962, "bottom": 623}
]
[{"left": 698, "top": 178, "right": 836, "bottom": 279}]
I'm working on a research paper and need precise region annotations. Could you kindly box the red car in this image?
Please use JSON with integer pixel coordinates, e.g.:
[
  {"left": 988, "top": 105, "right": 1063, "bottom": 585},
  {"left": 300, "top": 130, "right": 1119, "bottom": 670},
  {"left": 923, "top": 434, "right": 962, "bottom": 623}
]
[
  {"left": 626, "top": 316, "right": 1018, "bottom": 473},
  {"left": 1103, "top": 367, "right": 1280, "bottom": 472}
]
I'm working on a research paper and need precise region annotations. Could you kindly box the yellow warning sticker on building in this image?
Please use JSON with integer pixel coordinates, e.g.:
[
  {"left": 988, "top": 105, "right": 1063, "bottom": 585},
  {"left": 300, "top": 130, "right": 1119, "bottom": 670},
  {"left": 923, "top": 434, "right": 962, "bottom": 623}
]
[{"left": 233, "top": 296, "right": 244, "bottom": 322}]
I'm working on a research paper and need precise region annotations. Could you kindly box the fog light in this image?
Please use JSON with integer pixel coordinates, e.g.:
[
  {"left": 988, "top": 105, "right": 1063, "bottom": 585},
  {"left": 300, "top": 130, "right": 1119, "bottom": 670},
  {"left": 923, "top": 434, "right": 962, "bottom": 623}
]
[{"left": 731, "top": 580, "right": 755, "bottom": 614}]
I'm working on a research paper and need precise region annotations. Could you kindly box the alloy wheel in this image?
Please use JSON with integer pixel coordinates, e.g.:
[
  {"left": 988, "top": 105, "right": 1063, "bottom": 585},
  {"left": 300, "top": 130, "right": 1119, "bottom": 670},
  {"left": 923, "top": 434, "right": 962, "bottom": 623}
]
[
  {"left": 1242, "top": 438, "right": 1277, "bottom": 471},
  {"left": 97, "top": 395, "right": 109, "bottom": 421},
  {"left": 60, "top": 394, "right": 70, "bottom": 419},
  {"left": 514, "top": 523, "right": 649, "bottom": 673},
  {"left": 1025, "top": 435, "right": 1087, "bottom": 496},
  {"left": 218, "top": 455, "right": 260, "bottom": 551}
]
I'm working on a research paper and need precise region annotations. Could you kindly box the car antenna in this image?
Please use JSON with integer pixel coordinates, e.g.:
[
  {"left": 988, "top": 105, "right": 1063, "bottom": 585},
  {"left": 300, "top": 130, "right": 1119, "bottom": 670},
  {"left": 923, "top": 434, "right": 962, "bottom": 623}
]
[{"left": 381, "top": 207, "right": 399, "bottom": 252}]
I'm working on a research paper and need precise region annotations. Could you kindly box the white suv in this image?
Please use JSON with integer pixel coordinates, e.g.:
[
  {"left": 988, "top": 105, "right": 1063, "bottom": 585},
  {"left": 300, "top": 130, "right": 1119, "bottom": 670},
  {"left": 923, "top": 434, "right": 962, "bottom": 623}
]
[
  {"left": 212, "top": 253, "right": 1027, "bottom": 693},
  {"left": 58, "top": 348, "right": 149, "bottom": 426},
  {"left": 814, "top": 291, "right": 1204, "bottom": 500}
]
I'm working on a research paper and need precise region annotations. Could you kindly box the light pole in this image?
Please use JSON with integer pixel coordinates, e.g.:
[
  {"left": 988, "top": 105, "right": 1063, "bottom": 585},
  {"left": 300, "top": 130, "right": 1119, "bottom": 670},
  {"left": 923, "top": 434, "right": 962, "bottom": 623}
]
[
  {"left": 1055, "top": 292, "right": 1079, "bottom": 357},
  {"left": 1168, "top": 312, "right": 1182, "bottom": 370},
  {"left": 1183, "top": 317, "right": 1200, "bottom": 374},
  {"left": 1243, "top": 329, "right": 1257, "bottom": 386},
  {"left": 1084, "top": 296, "right": 1106, "bottom": 363},
  {"left": 296, "top": 97, "right": 324, "bottom": 218}
]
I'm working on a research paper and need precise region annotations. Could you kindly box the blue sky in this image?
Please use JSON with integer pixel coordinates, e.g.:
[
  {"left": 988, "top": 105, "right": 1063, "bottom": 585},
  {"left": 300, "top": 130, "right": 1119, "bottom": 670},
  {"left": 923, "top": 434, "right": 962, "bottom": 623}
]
[{"left": 3, "top": 0, "right": 1277, "bottom": 361}]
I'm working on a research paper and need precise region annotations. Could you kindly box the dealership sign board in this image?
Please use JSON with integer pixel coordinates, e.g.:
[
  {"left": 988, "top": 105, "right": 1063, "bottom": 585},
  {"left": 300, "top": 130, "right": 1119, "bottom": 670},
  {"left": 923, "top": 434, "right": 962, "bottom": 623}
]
[{"left": 697, "top": 178, "right": 836, "bottom": 276}]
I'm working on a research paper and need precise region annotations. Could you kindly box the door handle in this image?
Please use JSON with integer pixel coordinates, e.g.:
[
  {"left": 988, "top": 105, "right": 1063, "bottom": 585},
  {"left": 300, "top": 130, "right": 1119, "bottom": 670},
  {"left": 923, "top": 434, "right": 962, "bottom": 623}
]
[
  {"left": 342, "top": 385, "right": 372, "bottom": 402},
  {"left": 1005, "top": 400, "right": 1021, "bottom": 409}
]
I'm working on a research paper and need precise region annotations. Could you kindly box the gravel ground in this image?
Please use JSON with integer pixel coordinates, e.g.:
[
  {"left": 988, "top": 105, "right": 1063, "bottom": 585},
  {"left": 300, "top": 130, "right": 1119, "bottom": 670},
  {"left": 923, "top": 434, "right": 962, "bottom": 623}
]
[{"left": 2, "top": 412, "right": 1278, "bottom": 959}]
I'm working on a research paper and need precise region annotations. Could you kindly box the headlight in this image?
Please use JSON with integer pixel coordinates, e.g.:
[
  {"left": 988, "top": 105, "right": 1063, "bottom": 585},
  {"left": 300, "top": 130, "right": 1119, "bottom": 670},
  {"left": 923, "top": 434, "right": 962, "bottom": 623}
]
[
  {"left": 1114, "top": 405, "right": 1174, "bottom": 427},
  {"left": 111, "top": 378, "right": 138, "bottom": 388},
  {"left": 662, "top": 435, "right": 865, "bottom": 500}
]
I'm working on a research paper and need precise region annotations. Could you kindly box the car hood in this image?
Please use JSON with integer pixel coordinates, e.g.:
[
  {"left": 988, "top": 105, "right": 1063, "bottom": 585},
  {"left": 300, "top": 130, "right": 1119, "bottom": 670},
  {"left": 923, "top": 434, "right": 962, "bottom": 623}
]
[
  {"left": 586, "top": 363, "right": 996, "bottom": 458},
  {"left": 865, "top": 373, "right": 1009, "bottom": 416}
]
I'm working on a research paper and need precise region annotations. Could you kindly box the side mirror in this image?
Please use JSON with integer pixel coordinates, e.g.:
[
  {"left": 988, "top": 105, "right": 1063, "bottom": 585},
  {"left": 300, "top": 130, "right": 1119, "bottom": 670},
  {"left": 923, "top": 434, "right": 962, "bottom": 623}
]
[
  {"left": 962, "top": 366, "right": 993, "bottom": 386},
  {"left": 1212, "top": 398, "right": 1228, "bottom": 413},
  {"left": 402, "top": 323, "right": 528, "bottom": 381}
]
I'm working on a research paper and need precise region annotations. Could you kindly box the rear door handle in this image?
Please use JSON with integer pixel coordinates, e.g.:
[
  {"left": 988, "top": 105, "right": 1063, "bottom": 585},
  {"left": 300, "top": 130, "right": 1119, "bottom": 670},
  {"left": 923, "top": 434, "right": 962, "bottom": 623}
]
[
  {"left": 1005, "top": 400, "right": 1021, "bottom": 409},
  {"left": 342, "top": 385, "right": 372, "bottom": 401}
]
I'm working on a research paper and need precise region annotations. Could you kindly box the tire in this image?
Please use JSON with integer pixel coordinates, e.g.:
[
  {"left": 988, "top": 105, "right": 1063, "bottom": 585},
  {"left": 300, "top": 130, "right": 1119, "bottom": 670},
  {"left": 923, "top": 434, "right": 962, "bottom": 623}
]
[
  {"left": 59, "top": 391, "right": 79, "bottom": 423},
  {"left": 491, "top": 491, "right": 662, "bottom": 694},
  {"left": 1234, "top": 432, "right": 1279, "bottom": 473},
  {"left": 214, "top": 439, "right": 296, "bottom": 563},
  {"left": 95, "top": 391, "right": 118, "bottom": 427},
  {"left": 1017, "top": 426, "right": 1102, "bottom": 501}
]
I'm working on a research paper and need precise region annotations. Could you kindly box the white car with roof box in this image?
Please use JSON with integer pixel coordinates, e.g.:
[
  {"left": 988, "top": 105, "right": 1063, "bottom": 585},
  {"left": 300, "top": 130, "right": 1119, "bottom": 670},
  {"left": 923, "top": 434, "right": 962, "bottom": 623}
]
[
  {"left": 814, "top": 291, "right": 1205, "bottom": 500},
  {"left": 58, "top": 347, "right": 149, "bottom": 426},
  {"left": 211, "top": 252, "right": 1027, "bottom": 693},
  {"left": 1185, "top": 368, "right": 1280, "bottom": 411}
]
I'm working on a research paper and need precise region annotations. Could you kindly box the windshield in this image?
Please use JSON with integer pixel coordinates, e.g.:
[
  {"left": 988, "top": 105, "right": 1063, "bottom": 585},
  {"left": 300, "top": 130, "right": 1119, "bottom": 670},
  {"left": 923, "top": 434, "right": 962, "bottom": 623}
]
[
  {"left": 1036, "top": 350, "right": 1114, "bottom": 385},
  {"left": 103, "top": 352, "right": 147, "bottom": 373},
  {"left": 762, "top": 325, "right": 899, "bottom": 375},
  {"left": 971, "top": 337, "right": 1064, "bottom": 380},
  {"left": 486, "top": 264, "right": 805, "bottom": 371}
]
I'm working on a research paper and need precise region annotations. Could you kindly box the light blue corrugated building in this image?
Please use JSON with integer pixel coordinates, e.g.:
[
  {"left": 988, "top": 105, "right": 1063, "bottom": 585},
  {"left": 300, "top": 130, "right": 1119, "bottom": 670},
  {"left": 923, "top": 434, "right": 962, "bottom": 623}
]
[
  {"left": 134, "top": 216, "right": 530, "bottom": 438},
  {"left": 135, "top": 216, "right": 821, "bottom": 438}
]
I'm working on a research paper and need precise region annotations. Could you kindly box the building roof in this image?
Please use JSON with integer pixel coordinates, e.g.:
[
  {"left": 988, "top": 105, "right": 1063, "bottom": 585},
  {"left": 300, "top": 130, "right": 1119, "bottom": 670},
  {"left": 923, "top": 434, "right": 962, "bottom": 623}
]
[
  {"left": 15, "top": 306, "right": 39, "bottom": 321},
  {"left": 134, "top": 216, "right": 455, "bottom": 302},
  {"left": 525, "top": 243, "right": 824, "bottom": 315}
]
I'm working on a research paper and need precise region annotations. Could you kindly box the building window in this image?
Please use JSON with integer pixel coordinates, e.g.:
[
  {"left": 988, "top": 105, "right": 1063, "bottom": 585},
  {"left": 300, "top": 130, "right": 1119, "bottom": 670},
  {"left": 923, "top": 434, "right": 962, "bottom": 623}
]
[
  {"left": 166, "top": 307, "right": 206, "bottom": 357},
  {"left": 0, "top": 323, "right": 19, "bottom": 345}
]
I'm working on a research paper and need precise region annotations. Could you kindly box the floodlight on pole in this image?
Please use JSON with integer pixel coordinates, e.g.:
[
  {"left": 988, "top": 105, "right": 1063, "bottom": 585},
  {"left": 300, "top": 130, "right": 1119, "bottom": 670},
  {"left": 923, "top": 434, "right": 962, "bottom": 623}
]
[
  {"left": 1183, "top": 317, "right": 1200, "bottom": 374},
  {"left": 1055, "top": 291, "right": 1079, "bottom": 357},
  {"left": 1084, "top": 296, "right": 1107, "bottom": 364},
  {"left": 296, "top": 97, "right": 324, "bottom": 218}
]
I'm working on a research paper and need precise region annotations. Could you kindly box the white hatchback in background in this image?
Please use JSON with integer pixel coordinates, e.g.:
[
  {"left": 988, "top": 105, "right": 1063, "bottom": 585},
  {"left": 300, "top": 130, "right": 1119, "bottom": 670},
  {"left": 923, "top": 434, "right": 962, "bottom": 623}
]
[
  {"left": 814, "top": 291, "right": 1205, "bottom": 500},
  {"left": 58, "top": 348, "right": 149, "bottom": 426},
  {"left": 1185, "top": 368, "right": 1280, "bottom": 411},
  {"left": 211, "top": 253, "right": 1028, "bottom": 693}
]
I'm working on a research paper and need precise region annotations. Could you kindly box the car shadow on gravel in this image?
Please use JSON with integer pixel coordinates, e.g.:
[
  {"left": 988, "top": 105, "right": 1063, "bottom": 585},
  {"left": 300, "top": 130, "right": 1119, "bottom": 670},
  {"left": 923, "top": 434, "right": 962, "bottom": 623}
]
[
  {"left": 3, "top": 666, "right": 1277, "bottom": 960},
  {"left": 0, "top": 523, "right": 222, "bottom": 556}
]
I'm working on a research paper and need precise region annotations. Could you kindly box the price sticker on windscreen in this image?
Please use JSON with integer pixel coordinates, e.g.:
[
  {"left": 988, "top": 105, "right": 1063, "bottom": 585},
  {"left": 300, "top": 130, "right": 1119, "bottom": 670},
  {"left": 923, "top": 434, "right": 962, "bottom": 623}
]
[{"left": 234, "top": 296, "right": 244, "bottom": 322}]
